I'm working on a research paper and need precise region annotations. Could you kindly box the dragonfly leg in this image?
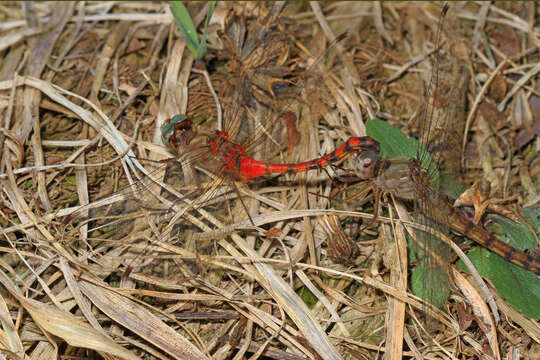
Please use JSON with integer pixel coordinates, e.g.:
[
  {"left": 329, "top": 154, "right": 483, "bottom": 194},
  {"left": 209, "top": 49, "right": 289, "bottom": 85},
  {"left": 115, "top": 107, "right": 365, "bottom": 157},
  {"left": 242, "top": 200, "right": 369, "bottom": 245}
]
[
  {"left": 371, "top": 187, "right": 382, "bottom": 222},
  {"left": 232, "top": 182, "right": 256, "bottom": 226}
]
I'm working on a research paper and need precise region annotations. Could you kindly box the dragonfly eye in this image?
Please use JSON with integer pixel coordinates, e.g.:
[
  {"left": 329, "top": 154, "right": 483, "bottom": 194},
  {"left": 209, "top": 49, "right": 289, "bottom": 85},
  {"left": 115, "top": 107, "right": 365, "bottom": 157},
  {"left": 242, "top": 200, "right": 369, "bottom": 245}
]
[
  {"left": 353, "top": 150, "right": 378, "bottom": 179},
  {"left": 161, "top": 114, "right": 193, "bottom": 148}
]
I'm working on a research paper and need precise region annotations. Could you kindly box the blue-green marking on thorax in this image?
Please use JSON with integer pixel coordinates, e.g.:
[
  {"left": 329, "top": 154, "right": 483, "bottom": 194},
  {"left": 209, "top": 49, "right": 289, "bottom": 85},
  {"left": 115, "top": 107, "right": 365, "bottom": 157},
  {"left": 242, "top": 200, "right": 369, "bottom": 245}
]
[{"left": 161, "top": 114, "right": 187, "bottom": 145}]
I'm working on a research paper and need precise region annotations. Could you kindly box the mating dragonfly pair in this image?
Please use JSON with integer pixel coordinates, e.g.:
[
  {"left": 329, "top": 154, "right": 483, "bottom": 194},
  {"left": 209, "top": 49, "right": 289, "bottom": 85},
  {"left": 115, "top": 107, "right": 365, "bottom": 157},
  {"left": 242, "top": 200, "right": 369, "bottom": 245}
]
[
  {"left": 63, "top": 4, "right": 539, "bottom": 304},
  {"left": 158, "top": 110, "right": 540, "bottom": 277}
]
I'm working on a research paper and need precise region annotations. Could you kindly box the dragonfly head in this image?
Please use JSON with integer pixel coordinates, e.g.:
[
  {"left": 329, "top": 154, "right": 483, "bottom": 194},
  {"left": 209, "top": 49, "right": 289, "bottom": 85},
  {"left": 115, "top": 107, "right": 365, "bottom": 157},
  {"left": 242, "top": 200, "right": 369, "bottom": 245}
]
[
  {"left": 352, "top": 148, "right": 379, "bottom": 179},
  {"left": 161, "top": 115, "right": 195, "bottom": 153}
]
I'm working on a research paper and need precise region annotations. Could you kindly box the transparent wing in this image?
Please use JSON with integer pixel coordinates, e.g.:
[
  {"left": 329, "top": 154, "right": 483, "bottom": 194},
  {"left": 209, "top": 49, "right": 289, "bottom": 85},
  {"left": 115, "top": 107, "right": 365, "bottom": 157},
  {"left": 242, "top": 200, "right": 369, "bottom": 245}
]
[
  {"left": 209, "top": 2, "right": 354, "bottom": 166},
  {"left": 415, "top": 4, "right": 469, "bottom": 187},
  {"left": 411, "top": 4, "right": 467, "bottom": 309}
]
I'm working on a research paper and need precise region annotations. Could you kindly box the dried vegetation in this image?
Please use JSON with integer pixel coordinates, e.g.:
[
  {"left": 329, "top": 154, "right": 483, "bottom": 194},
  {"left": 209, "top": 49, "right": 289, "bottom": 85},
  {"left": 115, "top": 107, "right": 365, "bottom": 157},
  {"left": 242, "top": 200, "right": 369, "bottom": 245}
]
[{"left": 0, "top": 2, "right": 539, "bottom": 359}]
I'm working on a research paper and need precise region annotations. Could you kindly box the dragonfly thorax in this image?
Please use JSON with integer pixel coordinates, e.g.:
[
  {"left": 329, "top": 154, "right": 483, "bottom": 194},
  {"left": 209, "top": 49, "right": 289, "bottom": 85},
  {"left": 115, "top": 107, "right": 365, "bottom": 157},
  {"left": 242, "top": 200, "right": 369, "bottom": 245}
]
[
  {"left": 372, "top": 158, "right": 416, "bottom": 200},
  {"left": 208, "top": 132, "right": 248, "bottom": 173}
]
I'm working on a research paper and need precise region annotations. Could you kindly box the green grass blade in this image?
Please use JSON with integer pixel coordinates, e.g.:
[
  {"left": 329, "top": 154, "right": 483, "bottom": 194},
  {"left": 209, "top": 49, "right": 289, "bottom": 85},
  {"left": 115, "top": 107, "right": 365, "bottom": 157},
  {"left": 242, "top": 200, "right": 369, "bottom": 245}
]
[
  {"left": 196, "top": 1, "right": 215, "bottom": 60},
  {"left": 170, "top": 2, "right": 199, "bottom": 56}
]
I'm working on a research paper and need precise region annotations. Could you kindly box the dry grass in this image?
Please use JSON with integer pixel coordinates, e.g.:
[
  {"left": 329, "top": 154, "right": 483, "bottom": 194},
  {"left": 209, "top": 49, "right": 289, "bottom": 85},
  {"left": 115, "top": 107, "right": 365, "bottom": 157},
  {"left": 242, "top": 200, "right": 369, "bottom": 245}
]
[{"left": 0, "top": 2, "right": 539, "bottom": 359}]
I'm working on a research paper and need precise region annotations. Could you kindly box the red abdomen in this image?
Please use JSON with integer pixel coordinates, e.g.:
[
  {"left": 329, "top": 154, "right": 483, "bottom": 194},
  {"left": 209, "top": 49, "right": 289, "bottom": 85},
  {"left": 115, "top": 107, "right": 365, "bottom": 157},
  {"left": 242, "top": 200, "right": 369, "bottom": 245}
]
[{"left": 239, "top": 136, "right": 380, "bottom": 179}]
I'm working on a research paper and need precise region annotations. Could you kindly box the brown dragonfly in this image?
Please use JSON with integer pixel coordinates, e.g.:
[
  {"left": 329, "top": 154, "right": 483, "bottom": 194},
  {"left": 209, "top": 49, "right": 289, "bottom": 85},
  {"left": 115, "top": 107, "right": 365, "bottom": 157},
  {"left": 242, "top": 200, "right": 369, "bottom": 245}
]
[
  {"left": 357, "top": 139, "right": 540, "bottom": 274},
  {"left": 340, "top": 4, "right": 539, "bottom": 300}
]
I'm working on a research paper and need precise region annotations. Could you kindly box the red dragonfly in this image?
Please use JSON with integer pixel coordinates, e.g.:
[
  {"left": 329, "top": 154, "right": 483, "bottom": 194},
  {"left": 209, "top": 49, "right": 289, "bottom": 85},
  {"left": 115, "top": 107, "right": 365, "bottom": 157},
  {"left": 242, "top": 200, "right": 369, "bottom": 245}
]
[
  {"left": 161, "top": 114, "right": 379, "bottom": 182},
  {"left": 63, "top": 115, "right": 379, "bottom": 281},
  {"left": 62, "top": 4, "right": 380, "bottom": 280}
]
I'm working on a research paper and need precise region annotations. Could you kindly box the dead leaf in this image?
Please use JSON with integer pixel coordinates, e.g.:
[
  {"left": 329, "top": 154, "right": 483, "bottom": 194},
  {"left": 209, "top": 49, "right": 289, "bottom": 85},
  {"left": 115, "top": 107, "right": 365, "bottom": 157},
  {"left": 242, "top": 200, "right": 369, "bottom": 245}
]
[
  {"left": 0, "top": 270, "right": 138, "bottom": 360},
  {"left": 452, "top": 269, "right": 501, "bottom": 360},
  {"left": 491, "top": 25, "right": 520, "bottom": 60},
  {"left": 126, "top": 38, "right": 145, "bottom": 54},
  {"left": 78, "top": 280, "right": 209, "bottom": 360},
  {"left": 455, "top": 301, "right": 474, "bottom": 331},
  {"left": 511, "top": 89, "right": 534, "bottom": 130},
  {"left": 321, "top": 215, "right": 360, "bottom": 266},
  {"left": 282, "top": 111, "right": 300, "bottom": 154},
  {"left": 488, "top": 71, "right": 507, "bottom": 102},
  {"left": 118, "top": 83, "right": 137, "bottom": 96},
  {"left": 454, "top": 180, "right": 520, "bottom": 224},
  {"left": 264, "top": 227, "right": 283, "bottom": 238},
  {"left": 477, "top": 101, "right": 505, "bottom": 129}
]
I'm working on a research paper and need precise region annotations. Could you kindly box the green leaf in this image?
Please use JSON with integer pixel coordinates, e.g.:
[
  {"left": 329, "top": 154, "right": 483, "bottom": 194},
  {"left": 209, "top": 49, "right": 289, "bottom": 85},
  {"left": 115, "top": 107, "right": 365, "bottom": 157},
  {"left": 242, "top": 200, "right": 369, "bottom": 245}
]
[
  {"left": 170, "top": 1, "right": 215, "bottom": 60},
  {"left": 457, "top": 248, "right": 540, "bottom": 319},
  {"left": 63, "top": 175, "right": 77, "bottom": 187},
  {"left": 366, "top": 119, "right": 540, "bottom": 317},
  {"left": 410, "top": 259, "right": 451, "bottom": 308},
  {"left": 170, "top": 2, "right": 199, "bottom": 56},
  {"left": 439, "top": 173, "right": 466, "bottom": 199},
  {"left": 486, "top": 211, "right": 538, "bottom": 251},
  {"left": 524, "top": 206, "right": 540, "bottom": 228},
  {"left": 366, "top": 119, "right": 417, "bottom": 159},
  {"left": 407, "top": 224, "right": 452, "bottom": 307},
  {"left": 367, "top": 119, "right": 451, "bottom": 305}
]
